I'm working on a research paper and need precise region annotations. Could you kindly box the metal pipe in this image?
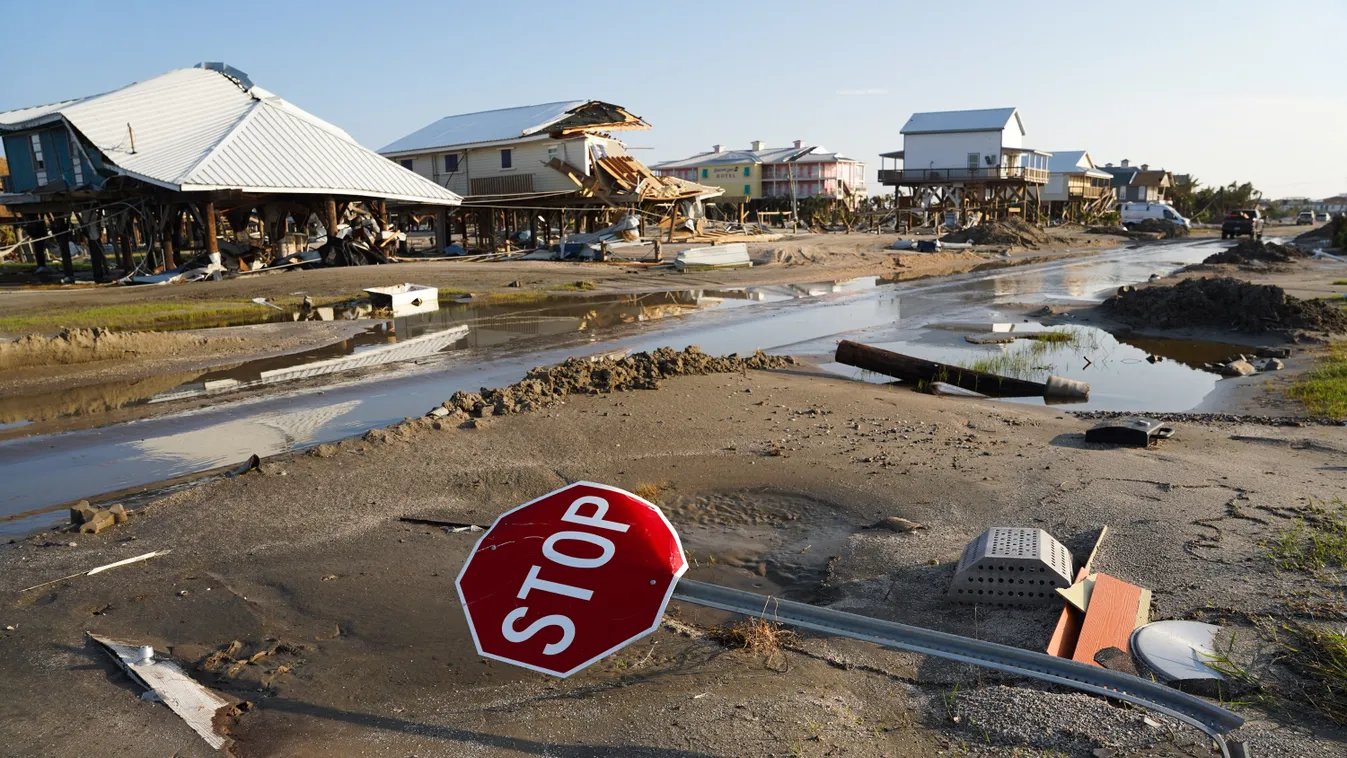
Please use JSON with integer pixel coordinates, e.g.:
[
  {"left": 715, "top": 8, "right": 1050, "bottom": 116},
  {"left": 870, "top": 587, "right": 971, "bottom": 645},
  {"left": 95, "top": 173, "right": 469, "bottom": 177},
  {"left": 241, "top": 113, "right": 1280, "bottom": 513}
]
[{"left": 672, "top": 579, "right": 1242, "bottom": 757}]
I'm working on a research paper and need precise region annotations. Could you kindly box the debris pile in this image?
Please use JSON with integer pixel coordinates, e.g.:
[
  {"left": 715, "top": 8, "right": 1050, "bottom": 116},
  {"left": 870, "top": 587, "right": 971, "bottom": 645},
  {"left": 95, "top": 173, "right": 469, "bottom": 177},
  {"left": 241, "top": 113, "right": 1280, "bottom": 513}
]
[
  {"left": 1203, "top": 239, "right": 1308, "bottom": 265},
  {"left": 437, "top": 347, "right": 795, "bottom": 420},
  {"left": 940, "top": 218, "right": 1049, "bottom": 248},
  {"left": 1106, "top": 278, "right": 1347, "bottom": 333},
  {"left": 1129, "top": 219, "right": 1190, "bottom": 238}
]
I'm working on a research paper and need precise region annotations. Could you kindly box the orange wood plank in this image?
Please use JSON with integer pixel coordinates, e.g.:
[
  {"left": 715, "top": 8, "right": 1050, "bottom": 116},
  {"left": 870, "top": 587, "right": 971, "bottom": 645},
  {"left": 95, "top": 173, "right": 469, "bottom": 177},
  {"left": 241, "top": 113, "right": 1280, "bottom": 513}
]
[
  {"left": 1072, "top": 573, "right": 1144, "bottom": 667},
  {"left": 1046, "top": 567, "right": 1087, "bottom": 658}
]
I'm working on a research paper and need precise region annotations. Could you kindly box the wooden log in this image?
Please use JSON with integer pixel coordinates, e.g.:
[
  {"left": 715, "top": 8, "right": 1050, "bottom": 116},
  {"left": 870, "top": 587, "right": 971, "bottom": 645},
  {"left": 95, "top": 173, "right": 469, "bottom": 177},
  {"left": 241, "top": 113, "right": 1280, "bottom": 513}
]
[{"left": 834, "top": 339, "right": 1047, "bottom": 397}]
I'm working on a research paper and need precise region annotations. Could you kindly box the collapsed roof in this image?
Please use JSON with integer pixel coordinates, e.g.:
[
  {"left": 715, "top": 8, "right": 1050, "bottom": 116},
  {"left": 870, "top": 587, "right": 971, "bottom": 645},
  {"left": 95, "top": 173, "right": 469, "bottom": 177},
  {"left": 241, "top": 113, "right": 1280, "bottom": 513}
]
[
  {"left": 0, "top": 63, "right": 461, "bottom": 206},
  {"left": 379, "top": 100, "right": 650, "bottom": 156}
]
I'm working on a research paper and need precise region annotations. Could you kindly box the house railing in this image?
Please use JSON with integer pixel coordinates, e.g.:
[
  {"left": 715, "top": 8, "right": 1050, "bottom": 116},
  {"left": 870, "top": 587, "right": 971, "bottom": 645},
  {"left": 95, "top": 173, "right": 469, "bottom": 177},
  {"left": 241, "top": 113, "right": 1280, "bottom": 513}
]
[{"left": 878, "top": 166, "right": 1049, "bottom": 185}]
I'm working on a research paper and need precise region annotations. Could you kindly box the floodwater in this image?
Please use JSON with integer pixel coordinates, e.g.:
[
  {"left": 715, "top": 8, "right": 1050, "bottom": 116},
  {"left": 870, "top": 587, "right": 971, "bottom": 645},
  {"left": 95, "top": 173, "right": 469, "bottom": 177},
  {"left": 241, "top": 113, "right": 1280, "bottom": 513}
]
[{"left": 1, "top": 238, "right": 1234, "bottom": 535}]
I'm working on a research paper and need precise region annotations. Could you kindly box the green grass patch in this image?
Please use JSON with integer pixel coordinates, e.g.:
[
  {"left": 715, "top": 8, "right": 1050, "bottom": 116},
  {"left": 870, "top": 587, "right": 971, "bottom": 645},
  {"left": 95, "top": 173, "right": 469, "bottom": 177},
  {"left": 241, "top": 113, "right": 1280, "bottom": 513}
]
[
  {"left": 0, "top": 300, "right": 292, "bottom": 335},
  {"left": 1333, "top": 280, "right": 1347, "bottom": 286},
  {"left": 1264, "top": 498, "right": 1347, "bottom": 572},
  {"left": 1287, "top": 343, "right": 1347, "bottom": 420},
  {"left": 549, "top": 280, "right": 598, "bottom": 292},
  {"left": 1024, "top": 329, "right": 1076, "bottom": 344}
]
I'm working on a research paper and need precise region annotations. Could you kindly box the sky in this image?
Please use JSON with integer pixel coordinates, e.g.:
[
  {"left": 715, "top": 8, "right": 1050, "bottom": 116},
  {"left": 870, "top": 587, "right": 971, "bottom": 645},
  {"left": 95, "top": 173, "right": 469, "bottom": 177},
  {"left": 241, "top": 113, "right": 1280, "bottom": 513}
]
[{"left": 2, "top": 0, "right": 1345, "bottom": 199}]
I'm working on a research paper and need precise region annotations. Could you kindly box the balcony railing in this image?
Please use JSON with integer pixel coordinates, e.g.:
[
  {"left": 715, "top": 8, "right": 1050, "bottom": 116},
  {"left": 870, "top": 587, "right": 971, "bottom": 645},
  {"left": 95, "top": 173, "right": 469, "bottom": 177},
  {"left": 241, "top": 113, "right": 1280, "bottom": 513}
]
[{"left": 878, "top": 166, "right": 1049, "bottom": 185}]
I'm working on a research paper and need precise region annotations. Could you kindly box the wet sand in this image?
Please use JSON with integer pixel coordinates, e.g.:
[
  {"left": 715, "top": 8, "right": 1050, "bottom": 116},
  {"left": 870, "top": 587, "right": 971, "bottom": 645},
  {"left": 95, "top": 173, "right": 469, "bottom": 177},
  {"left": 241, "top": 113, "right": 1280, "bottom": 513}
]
[{"left": 2, "top": 364, "right": 1344, "bottom": 757}]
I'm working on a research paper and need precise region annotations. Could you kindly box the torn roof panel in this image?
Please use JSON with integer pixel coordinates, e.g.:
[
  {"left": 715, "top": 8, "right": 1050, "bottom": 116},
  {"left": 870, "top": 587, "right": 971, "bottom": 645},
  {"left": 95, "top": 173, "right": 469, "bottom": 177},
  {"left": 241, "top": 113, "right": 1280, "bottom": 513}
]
[
  {"left": 379, "top": 100, "right": 649, "bottom": 155},
  {"left": 0, "top": 65, "right": 460, "bottom": 205}
]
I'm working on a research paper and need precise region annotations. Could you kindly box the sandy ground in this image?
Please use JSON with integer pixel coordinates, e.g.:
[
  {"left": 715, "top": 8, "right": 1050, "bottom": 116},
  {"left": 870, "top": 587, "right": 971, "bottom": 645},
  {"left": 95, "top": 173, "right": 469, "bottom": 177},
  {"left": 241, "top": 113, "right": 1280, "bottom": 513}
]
[{"left": 2, "top": 364, "right": 1345, "bottom": 757}]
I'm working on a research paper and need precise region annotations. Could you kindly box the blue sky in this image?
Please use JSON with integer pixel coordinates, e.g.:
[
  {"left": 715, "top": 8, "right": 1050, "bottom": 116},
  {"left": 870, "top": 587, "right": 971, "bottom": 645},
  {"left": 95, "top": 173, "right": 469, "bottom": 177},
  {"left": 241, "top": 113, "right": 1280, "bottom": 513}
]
[{"left": 3, "top": 0, "right": 1345, "bottom": 198}]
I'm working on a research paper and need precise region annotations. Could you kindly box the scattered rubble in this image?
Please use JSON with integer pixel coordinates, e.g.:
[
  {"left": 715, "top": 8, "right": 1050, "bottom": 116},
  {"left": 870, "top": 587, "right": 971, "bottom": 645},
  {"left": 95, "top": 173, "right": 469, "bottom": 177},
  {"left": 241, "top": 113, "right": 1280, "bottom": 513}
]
[
  {"left": 69, "top": 500, "right": 129, "bottom": 534},
  {"left": 1203, "top": 239, "right": 1308, "bottom": 265},
  {"left": 436, "top": 347, "right": 795, "bottom": 420},
  {"left": 940, "top": 218, "right": 1049, "bottom": 248},
  {"left": 1104, "top": 277, "right": 1347, "bottom": 333}
]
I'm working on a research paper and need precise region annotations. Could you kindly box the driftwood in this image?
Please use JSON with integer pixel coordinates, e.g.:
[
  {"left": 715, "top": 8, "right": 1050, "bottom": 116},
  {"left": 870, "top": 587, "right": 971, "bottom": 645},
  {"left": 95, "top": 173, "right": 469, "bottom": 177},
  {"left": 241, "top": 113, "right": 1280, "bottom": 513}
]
[{"left": 834, "top": 340, "right": 1047, "bottom": 397}]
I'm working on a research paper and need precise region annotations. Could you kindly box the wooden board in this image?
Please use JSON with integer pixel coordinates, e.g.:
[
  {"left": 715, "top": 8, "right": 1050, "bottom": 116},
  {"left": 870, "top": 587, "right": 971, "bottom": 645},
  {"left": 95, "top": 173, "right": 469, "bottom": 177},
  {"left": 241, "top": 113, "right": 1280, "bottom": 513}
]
[
  {"left": 1046, "top": 566, "right": 1088, "bottom": 658},
  {"left": 90, "top": 634, "right": 232, "bottom": 750},
  {"left": 1072, "top": 574, "right": 1144, "bottom": 667}
]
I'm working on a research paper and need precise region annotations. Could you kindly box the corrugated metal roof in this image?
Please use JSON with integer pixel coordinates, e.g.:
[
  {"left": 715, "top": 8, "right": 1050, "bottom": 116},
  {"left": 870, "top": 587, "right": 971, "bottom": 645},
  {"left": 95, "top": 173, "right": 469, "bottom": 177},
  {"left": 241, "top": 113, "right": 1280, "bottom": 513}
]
[
  {"left": 0, "top": 66, "right": 460, "bottom": 205},
  {"left": 378, "top": 101, "right": 587, "bottom": 154},
  {"left": 900, "top": 108, "right": 1022, "bottom": 135},
  {"left": 652, "top": 144, "right": 859, "bottom": 171}
]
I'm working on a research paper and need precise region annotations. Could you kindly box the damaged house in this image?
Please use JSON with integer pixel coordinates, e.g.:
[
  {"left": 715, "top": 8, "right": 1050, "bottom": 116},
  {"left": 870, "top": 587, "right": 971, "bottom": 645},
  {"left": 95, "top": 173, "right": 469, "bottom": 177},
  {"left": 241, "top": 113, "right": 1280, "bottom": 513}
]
[
  {"left": 0, "top": 62, "right": 460, "bottom": 282},
  {"left": 1041, "top": 150, "right": 1114, "bottom": 222},
  {"left": 379, "top": 100, "right": 720, "bottom": 252}
]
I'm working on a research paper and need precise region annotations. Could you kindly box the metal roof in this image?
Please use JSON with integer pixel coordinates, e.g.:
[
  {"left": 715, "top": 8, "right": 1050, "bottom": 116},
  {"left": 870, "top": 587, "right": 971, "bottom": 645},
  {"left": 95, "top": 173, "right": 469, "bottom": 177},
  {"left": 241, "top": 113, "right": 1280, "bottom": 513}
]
[
  {"left": 652, "top": 144, "right": 859, "bottom": 171},
  {"left": 378, "top": 101, "right": 588, "bottom": 155},
  {"left": 0, "top": 66, "right": 461, "bottom": 205},
  {"left": 900, "top": 108, "right": 1022, "bottom": 135},
  {"left": 1047, "top": 150, "right": 1111, "bottom": 179}
]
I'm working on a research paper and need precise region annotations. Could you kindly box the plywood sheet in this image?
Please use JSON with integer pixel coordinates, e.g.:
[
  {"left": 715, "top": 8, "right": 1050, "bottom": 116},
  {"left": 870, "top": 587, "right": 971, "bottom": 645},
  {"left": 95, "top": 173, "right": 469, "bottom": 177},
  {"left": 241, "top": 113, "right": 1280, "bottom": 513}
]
[{"left": 1072, "top": 574, "right": 1144, "bottom": 667}]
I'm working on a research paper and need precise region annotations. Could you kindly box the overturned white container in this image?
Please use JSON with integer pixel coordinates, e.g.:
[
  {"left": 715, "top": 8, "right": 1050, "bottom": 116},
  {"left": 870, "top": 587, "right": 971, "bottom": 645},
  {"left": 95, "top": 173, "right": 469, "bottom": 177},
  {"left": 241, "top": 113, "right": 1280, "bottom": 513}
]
[
  {"left": 675, "top": 243, "right": 751, "bottom": 271},
  {"left": 363, "top": 283, "right": 439, "bottom": 316}
]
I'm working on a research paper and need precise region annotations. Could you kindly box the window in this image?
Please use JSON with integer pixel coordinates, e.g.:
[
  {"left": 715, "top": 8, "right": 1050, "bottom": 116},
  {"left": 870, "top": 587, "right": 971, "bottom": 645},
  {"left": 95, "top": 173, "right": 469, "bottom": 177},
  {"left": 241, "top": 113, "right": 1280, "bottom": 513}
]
[
  {"left": 500, "top": 149, "right": 513, "bottom": 169},
  {"left": 30, "top": 134, "right": 47, "bottom": 185},
  {"left": 72, "top": 151, "right": 84, "bottom": 186},
  {"left": 701, "top": 168, "right": 708, "bottom": 178},
  {"left": 400, "top": 159, "right": 414, "bottom": 170},
  {"left": 443, "top": 154, "right": 459, "bottom": 172},
  {"left": 967, "top": 152, "right": 980, "bottom": 171},
  {"left": 546, "top": 145, "right": 561, "bottom": 164},
  {"left": 743, "top": 166, "right": 750, "bottom": 177},
  {"left": 744, "top": 184, "right": 751, "bottom": 196}
]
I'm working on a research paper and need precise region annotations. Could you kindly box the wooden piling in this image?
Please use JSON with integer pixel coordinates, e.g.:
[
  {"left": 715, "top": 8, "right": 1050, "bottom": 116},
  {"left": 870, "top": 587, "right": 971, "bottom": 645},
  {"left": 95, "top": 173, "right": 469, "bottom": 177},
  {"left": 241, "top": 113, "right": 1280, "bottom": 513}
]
[{"left": 834, "top": 339, "right": 1048, "bottom": 397}]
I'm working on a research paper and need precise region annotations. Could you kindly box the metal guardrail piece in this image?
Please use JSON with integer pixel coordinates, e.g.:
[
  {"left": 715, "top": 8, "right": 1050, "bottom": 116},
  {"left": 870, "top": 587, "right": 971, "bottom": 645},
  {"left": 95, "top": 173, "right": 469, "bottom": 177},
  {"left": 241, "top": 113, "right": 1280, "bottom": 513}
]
[{"left": 672, "top": 579, "right": 1244, "bottom": 757}]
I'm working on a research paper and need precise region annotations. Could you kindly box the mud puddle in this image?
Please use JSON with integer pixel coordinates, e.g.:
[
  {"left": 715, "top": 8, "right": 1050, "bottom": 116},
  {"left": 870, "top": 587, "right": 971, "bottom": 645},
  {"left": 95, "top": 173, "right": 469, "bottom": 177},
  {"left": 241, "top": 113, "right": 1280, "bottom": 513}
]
[{"left": 823, "top": 323, "right": 1246, "bottom": 412}]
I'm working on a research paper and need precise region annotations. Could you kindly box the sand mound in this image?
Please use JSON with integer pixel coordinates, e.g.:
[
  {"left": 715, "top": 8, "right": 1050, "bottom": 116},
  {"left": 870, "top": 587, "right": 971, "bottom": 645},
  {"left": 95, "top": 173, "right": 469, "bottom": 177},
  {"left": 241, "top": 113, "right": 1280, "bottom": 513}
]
[
  {"left": 0, "top": 328, "right": 238, "bottom": 372},
  {"left": 1104, "top": 277, "right": 1347, "bottom": 333},
  {"left": 1203, "top": 239, "right": 1309, "bottom": 265},
  {"left": 442, "top": 346, "right": 795, "bottom": 418},
  {"left": 940, "top": 218, "right": 1049, "bottom": 248}
]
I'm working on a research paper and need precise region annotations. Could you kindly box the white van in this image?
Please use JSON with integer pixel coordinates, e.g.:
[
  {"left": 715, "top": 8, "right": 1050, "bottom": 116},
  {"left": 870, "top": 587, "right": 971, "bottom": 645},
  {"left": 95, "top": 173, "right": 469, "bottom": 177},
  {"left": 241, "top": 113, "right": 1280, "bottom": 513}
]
[{"left": 1118, "top": 202, "right": 1191, "bottom": 228}]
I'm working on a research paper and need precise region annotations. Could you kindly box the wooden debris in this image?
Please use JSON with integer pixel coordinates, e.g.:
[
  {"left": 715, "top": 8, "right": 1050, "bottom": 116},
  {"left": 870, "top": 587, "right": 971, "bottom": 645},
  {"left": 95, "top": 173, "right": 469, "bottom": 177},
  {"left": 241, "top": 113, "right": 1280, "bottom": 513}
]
[
  {"left": 89, "top": 634, "right": 234, "bottom": 750},
  {"left": 1072, "top": 573, "right": 1148, "bottom": 668},
  {"left": 835, "top": 340, "right": 1048, "bottom": 397},
  {"left": 1056, "top": 573, "right": 1098, "bottom": 612}
]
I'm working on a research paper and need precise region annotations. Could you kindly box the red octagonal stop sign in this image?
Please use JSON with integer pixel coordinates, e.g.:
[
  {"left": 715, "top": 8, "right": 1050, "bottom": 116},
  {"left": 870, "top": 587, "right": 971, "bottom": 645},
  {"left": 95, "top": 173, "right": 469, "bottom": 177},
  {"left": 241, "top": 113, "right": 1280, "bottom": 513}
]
[{"left": 455, "top": 481, "right": 687, "bottom": 677}]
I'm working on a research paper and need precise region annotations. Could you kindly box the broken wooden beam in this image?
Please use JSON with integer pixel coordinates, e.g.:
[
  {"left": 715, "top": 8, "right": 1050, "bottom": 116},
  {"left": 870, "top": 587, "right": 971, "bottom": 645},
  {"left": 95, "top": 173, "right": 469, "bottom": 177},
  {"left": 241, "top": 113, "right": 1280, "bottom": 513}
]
[{"left": 834, "top": 340, "right": 1047, "bottom": 397}]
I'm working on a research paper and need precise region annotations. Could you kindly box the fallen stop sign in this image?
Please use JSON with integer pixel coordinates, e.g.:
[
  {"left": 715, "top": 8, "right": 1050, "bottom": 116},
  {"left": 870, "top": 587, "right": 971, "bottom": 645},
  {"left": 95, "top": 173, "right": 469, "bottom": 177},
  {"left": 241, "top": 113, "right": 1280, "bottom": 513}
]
[{"left": 456, "top": 482, "right": 688, "bottom": 677}]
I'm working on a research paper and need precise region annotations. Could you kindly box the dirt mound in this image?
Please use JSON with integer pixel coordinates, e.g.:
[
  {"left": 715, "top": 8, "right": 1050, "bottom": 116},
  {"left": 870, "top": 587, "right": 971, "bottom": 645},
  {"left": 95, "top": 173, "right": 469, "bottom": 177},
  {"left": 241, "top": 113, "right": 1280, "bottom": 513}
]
[
  {"left": 1104, "top": 277, "right": 1347, "bottom": 333},
  {"left": 1203, "top": 239, "right": 1309, "bottom": 265},
  {"left": 940, "top": 218, "right": 1049, "bottom": 248},
  {"left": 1129, "top": 219, "right": 1190, "bottom": 238},
  {"left": 440, "top": 346, "right": 796, "bottom": 418},
  {"left": 0, "top": 327, "right": 237, "bottom": 372}
]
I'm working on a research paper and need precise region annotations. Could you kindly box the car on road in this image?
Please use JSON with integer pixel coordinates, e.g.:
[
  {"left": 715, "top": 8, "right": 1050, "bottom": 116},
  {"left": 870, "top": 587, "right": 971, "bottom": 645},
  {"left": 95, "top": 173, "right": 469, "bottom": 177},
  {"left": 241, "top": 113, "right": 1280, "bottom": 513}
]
[
  {"left": 1221, "top": 209, "right": 1264, "bottom": 239},
  {"left": 1315, "top": 212, "right": 1332, "bottom": 223},
  {"left": 1297, "top": 211, "right": 1315, "bottom": 225},
  {"left": 1119, "top": 201, "right": 1191, "bottom": 229}
]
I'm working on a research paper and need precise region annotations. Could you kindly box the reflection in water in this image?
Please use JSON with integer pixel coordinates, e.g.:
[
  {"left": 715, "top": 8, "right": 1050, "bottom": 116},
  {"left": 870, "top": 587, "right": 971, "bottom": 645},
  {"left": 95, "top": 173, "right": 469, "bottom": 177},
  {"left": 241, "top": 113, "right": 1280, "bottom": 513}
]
[
  {"left": 131, "top": 401, "right": 362, "bottom": 468},
  {"left": 827, "top": 323, "right": 1230, "bottom": 413},
  {"left": 0, "top": 370, "right": 205, "bottom": 424}
]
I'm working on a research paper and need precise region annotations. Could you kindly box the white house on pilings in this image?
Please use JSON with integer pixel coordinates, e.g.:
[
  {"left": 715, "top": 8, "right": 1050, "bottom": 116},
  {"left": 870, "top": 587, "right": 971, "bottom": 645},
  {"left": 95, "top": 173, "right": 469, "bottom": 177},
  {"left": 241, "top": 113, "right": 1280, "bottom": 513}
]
[{"left": 877, "top": 107, "right": 1051, "bottom": 228}]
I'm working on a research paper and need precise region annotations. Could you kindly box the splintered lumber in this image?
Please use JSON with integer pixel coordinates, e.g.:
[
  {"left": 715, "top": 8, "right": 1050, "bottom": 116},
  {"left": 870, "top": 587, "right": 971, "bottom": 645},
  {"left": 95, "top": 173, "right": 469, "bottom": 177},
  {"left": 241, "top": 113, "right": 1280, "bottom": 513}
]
[
  {"left": 1072, "top": 573, "right": 1147, "bottom": 667},
  {"left": 834, "top": 340, "right": 1047, "bottom": 397}
]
